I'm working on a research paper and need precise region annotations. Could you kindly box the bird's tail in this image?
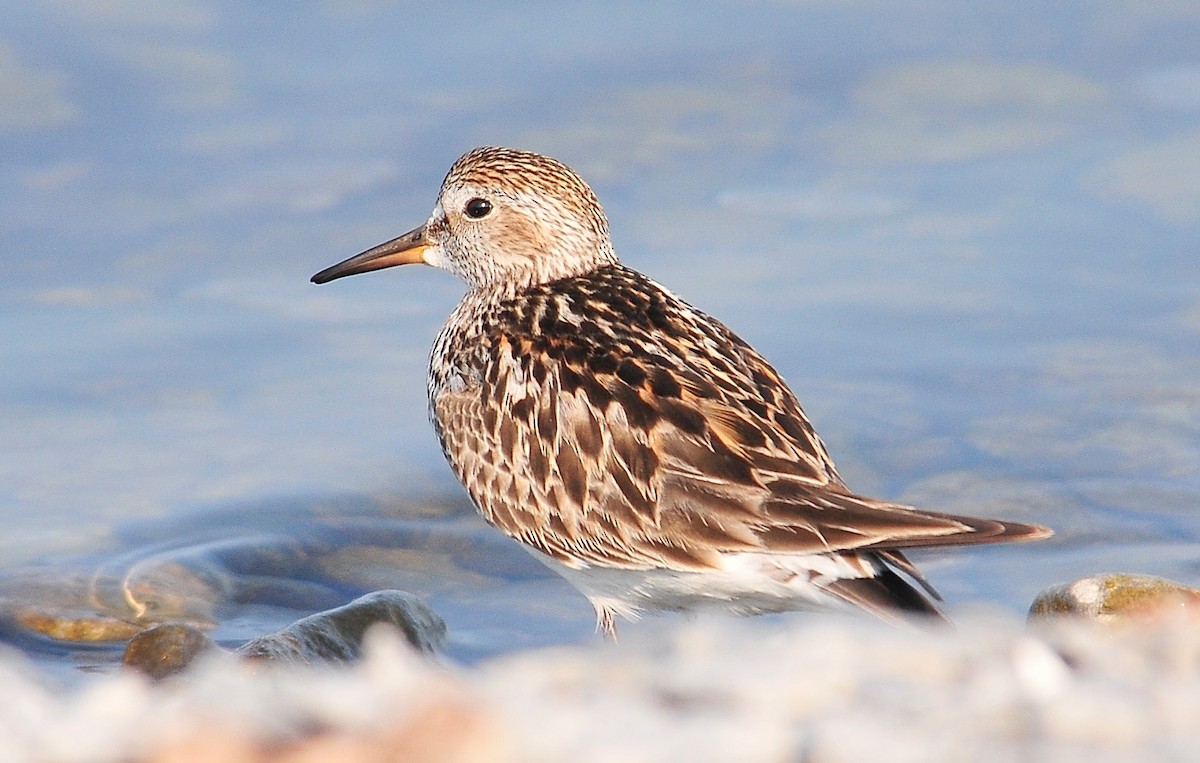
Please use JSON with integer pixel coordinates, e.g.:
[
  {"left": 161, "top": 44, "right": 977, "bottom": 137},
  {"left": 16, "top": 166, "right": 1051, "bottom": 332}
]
[{"left": 821, "top": 550, "right": 951, "bottom": 626}]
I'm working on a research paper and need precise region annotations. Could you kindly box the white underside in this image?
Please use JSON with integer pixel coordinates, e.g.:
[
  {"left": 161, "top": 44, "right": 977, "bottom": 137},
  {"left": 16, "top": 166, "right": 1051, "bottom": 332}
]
[{"left": 527, "top": 548, "right": 876, "bottom": 625}]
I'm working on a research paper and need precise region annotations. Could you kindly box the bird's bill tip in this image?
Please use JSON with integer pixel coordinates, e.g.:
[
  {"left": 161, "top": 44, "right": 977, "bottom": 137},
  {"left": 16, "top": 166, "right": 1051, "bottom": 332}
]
[{"left": 310, "top": 225, "right": 432, "bottom": 284}]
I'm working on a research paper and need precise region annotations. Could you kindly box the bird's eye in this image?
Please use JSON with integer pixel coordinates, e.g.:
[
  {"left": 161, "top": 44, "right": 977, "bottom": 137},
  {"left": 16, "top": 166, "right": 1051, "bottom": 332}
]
[{"left": 464, "top": 198, "right": 493, "bottom": 219}]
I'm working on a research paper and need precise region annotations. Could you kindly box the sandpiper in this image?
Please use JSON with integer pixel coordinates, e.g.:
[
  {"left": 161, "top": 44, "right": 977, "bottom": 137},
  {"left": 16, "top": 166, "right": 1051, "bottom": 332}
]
[{"left": 312, "top": 147, "right": 1051, "bottom": 637}]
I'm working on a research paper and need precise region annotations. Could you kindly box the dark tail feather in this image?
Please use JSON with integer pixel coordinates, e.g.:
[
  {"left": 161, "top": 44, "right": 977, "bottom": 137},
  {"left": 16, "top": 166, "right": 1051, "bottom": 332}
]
[
  {"left": 877, "top": 548, "right": 943, "bottom": 601},
  {"left": 823, "top": 563, "right": 950, "bottom": 626}
]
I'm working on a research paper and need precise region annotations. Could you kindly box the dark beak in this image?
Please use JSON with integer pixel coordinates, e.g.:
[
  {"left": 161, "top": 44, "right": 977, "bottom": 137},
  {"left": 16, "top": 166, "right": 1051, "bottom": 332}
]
[{"left": 311, "top": 224, "right": 432, "bottom": 284}]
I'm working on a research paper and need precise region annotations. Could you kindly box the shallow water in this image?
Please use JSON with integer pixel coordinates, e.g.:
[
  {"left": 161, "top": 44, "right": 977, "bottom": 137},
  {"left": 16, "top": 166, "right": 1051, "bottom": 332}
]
[
  {"left": 1, "top": 3, "right": 1198, "bottom": 678},
  {"left": 0, "top": 496, "right": 595, "bottom": 683}
]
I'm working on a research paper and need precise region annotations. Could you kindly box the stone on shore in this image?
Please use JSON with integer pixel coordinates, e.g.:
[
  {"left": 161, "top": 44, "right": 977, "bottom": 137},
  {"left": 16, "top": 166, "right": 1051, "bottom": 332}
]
[{"left": 1029, "top": 573, "right": 1200, "bottom": 624}]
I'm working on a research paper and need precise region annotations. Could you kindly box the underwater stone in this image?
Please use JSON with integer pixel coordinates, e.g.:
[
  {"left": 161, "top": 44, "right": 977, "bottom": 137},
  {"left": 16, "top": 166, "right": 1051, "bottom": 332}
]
[
  {"left": 122, "top": 590, "right": 447, "bottom": 678},
  {"left": 123, "top": 623, "right": 218, "bottom": 679},
  {"left": 17, "top": 609, "right": 146, "bottom": 642}
]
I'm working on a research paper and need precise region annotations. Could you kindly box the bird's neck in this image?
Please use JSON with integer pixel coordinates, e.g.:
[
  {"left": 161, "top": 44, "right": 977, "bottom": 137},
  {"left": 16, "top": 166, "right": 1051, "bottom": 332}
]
[{"left": 468, "top": 242, "right": 619, "bottom": 297}]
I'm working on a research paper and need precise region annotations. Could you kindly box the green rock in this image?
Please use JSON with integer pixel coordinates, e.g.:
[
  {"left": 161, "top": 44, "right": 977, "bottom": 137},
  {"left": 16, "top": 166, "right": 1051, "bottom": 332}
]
[{"left": 1029, "top": 573, "right": 1200, "bottom": 623}]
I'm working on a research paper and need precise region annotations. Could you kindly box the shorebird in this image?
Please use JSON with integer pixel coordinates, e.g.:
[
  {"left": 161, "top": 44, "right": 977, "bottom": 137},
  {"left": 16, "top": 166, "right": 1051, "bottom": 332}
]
[{"left": 312, "top": 147, "right": 1052, "bottom": 637}]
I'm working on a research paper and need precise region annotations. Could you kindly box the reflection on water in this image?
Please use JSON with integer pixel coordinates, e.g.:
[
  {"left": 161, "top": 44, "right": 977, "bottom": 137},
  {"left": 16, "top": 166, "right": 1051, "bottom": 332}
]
[{"left": 2, "top": 2, "right": 1199, "bottom": 677}]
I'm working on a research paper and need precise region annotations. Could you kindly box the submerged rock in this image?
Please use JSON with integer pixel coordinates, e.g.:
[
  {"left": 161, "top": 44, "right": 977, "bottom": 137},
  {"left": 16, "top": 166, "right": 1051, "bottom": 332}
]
[
  {"left": 122, "top": 590, "right": 447, "bottom": 678},
  {"left": 13, "top": 605, "right": 147, "bottom": 642},
  {"left": 123, "top": 624, "right": 218, "bottom": 679},
  {"left": 1029, "top": 573, "right": 1200, "bottom": 624},
  {"left": 238, "top": 590, "right": 446, "bottom": 664}
]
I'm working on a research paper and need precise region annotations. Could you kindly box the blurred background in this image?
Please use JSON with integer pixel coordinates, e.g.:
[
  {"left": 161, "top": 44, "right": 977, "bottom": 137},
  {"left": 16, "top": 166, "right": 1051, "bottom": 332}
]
[{"left": 1, "top": 2, "right": 1198, "bottom": 673}]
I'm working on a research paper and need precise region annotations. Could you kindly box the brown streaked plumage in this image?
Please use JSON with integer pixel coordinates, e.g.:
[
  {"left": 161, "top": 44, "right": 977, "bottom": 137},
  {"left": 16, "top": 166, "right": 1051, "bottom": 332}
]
[{"left": 312, "top": 146, "right": 1052, "bottom": 637}]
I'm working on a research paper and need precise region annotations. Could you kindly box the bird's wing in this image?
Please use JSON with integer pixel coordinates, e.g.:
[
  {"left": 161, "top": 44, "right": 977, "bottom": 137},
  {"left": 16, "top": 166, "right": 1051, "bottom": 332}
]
[
  {"left": 557, "top": 329, "right": 1050, "bottom": 567},
  {"left": 439, "top": 265, "right": 1049, "bottom": 571}
]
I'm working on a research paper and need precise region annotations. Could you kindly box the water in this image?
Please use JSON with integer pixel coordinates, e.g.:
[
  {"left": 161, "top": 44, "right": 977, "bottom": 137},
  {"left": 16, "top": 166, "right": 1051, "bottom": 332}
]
[{"left": 1, "top": 2, "right": 1198, "bottom": 678}]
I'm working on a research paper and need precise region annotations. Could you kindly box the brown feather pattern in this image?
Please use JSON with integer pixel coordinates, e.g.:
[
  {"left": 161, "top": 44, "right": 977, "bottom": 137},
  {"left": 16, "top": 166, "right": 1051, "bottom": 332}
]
[{"left": 429, "top": 261, "right": 1048, "bottom": 580}]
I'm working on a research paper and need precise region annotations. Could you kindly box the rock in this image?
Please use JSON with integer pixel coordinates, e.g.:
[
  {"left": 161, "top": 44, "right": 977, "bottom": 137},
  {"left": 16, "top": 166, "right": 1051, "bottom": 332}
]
[
  {"left": 1029, "top": 573, "right": 1200, "bottom": 624},
  {"left": 237, "top": 590, "right": 447, "bottom": 664},
  {"left": 121, "top": 591, "right": 447, "bottom": 678},
  {"left": 14, "top": 607, "right": 148, "bottom": 642},
  {"left": 123, "top": 624, "right": 218, "bottom": 679}
]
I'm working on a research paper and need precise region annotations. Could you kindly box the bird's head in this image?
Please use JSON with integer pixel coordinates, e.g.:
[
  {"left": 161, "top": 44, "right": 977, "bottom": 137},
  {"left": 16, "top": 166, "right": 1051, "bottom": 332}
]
[{"left": 311, "top": 147, "right": 618, "bottom": 292}]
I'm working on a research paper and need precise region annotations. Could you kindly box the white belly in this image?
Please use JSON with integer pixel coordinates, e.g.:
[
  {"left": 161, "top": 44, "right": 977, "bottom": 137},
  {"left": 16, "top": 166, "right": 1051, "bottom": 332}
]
[{"left": 527, "top": 548, "right": 876, "bottom": 623}]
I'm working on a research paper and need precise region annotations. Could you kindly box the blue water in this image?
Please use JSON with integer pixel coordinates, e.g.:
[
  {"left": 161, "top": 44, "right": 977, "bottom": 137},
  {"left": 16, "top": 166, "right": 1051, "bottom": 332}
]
[{"left": 2, "top": 3, "right": 1198, "bottom": 674}]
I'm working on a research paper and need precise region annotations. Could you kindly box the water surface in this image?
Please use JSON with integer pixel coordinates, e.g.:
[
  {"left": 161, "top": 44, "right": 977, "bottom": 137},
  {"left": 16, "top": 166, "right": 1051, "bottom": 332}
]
[{"left": 2, "top": 2, "right": 1198, "bottom": 676}]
